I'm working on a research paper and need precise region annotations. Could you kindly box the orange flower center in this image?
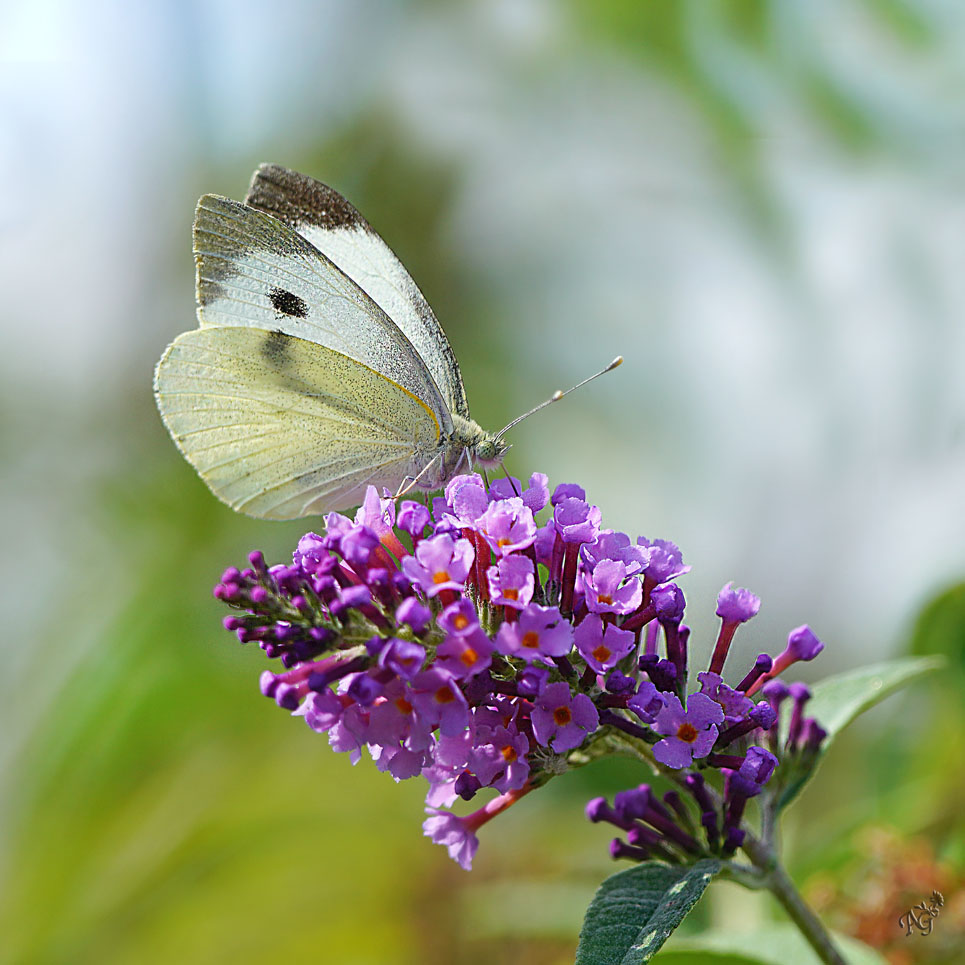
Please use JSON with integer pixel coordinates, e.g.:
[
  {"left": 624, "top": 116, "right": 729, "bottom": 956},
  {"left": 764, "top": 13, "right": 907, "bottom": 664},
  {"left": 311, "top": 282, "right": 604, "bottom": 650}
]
[
  {"left": 435, "top": 686, "right": 455, "bottom": 705},
  {"left": 453, "top": 613, "right": 469, "bottom": 630},
  {"left": 433, "top": 571, "right": 449, "bottom": 585},
  {"left": 497, "top": 537, "right": 511, "bottom": 548},
  {"left": 503, "top": 587, "right": 519, "bottom": 601},
  {"left": 553, "top": 706, "right": 573, "bottom": 726},
  {"left": 592, "top": 645, "right": 612, "bottom": 664},
  {"left": 500, "top": 744, "right": 518, "bottom": 763},
  {"left": 598, "top": 593, "right": 613, "bottom": 605},
  {"left": 459, "top": 647, "right": 479, "bottom": 668},
  {"left": 395, "top": 697, "right": 413, "bottom": 714},
  {"left": 521, "top": 631, "right": 540, "bottom": 649},
  {"left": 677, "top": 722, "right": 698, "bottom": 744}
]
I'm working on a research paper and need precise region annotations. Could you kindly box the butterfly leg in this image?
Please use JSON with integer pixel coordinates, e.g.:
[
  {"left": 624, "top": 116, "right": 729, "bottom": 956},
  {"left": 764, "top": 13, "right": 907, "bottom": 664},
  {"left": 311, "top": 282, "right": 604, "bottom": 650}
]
[
  {"left": 394, "top": 475, "right": 419, "bottom": 499},
  {"left": 394, "top": 451, "right": 444, "bottom": 500},
  {"left": 500, "top": 462, "right": 521, "bottom": 496}
]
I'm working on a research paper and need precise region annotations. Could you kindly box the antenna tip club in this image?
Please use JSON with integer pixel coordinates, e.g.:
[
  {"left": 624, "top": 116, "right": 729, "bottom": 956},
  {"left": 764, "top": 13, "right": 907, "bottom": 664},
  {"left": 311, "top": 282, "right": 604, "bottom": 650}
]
[
  {"left": 551, "top": 390, "right": 564, "bottom": 401},
  {"left": 609, "top": 356, "right": 624, "bottom": 370}
]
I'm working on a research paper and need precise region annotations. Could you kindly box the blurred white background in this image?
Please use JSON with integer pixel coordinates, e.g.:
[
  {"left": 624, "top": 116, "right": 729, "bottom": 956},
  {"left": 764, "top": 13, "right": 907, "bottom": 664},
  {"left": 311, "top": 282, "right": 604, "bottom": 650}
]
[{"left": 2, "top": 2, "right": 964, "bottom": 960}]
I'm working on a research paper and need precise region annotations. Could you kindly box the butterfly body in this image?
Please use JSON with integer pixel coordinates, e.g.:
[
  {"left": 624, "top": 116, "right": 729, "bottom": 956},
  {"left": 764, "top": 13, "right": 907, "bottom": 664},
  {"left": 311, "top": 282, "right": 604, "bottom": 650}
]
[{"left": 155, "top": 165, "right": 507, "bottom": 519}]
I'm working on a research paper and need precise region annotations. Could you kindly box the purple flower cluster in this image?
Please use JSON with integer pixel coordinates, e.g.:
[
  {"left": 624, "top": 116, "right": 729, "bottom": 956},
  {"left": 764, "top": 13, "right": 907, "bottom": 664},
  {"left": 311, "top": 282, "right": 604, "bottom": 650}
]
[{"left": 214, "top": 474, "right": 826, "bottom": 870}]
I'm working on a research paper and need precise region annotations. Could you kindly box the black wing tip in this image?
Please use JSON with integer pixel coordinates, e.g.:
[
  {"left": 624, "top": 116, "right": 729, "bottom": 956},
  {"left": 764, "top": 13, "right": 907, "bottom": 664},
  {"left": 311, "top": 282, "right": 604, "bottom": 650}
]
[
  {"left": 245, "top": 164, "right": 369, "bottom": 232},
  {"left": 250, "top": 161, "right": 287, "bottom": 179}
]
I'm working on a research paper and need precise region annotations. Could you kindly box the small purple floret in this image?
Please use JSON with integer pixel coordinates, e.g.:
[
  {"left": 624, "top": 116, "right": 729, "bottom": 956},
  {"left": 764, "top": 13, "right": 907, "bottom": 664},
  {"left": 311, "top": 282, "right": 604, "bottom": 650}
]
[
  {"left": 574, "top": 614, "right": 636, "bottom": 673},
  {"left": 583, "top": 559, "right": 643, "bottom": 615},
  {"left": 477, "top": 498, "right": 537, "bottom": 556},
  {"left": 397, "top": 500, "right": 431, "bottom": 539},
  {"left": 551, "top": 482, "right": 586, "bottom": 505},
  {"left": 435, "top": 631, "right": 493, "bottom": 680},
  {"left": 716, "top": 582, "right": 761, "bottom": 623},
  {"left": 554, "top": 498, "right": 602, "bottom": 544},
  {"left": 495, "top": 604, "right": 574, "bottom": 664},
  {"left": 739, "top": 746, "right": 778, "bottom": 787},
  {"left": 378, "top": 638, "right": 427, "bottom": 680},
  {"left": 787, "top": 625, "right": 824, "bottom": 661},
  {"left": 627, "top": 680, "right": 665, "bottom": 724},
  {"left": 516, "top": 664, "right": 550, "bottom": 697},
  {"left": 438, "top": 599, "right": 480, "bottom": 636},
  {"left": 652, "top": 583, "right": 686, "bottom": 624},
  {"left": 423, "top": 810, "right": 479, "bottom": 871},
  {"left": 401, "top": 534, "right": 474, "bottom": 596},
  {"left": 396, "top": 597, "right": 432, "bottom": 636},
  {"left": 637, "top": 538, "right": 690, "bottom": 584},
  {"left": 445, "top": 474, "right": 489, "bottom": 525},
  {"left": 531, "top": 682, "right": 599, "bottom": 752},
  {"left": 487, "top": 555, "right": 535, "bottom": 609},
  {"left": 652, "top": 693, "right": 724, "bottom": 768}
]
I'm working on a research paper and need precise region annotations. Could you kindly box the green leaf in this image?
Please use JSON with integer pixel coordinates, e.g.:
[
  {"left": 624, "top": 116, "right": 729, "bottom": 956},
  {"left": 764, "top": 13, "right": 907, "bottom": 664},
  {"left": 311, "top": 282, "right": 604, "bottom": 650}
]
[
  {"left": 664, "top": 922, "right": 888, "bottom": 965},
  {"left": 776, "top": 655, "right": 944, "bottom": 810},
  {"left": 575, "top": 859, "right": 721, "bottom": 965}
]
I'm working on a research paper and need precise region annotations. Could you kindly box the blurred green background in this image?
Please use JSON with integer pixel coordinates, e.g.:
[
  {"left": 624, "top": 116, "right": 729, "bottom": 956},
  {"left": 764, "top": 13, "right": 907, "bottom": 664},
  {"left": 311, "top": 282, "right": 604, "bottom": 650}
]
[{"left": 2, "top": 1, "right": 964, "bottom": 962}]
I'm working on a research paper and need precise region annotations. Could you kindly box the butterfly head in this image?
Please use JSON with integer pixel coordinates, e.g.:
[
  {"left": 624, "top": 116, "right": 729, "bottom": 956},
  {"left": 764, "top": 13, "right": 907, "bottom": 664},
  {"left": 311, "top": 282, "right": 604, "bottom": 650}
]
[
  {"left": 473, "top": 433, "right": 512, "bottom": 468},
  {"left": 449, "top": 415, "right": 511, "bottom": 470}
]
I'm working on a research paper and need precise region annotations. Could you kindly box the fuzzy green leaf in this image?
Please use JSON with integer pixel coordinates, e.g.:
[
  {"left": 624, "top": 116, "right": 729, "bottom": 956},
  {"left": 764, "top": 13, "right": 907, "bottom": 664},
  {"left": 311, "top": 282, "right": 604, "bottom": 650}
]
[{"left": 575, "top": 859, "right": 721, "bottom": 965}]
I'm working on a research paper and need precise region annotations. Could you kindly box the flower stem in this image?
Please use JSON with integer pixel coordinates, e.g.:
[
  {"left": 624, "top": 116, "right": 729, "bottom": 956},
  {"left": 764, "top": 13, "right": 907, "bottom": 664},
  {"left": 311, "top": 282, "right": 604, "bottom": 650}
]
[
  {"left": 768, "top": 863, "right": 846, "bottom": 965},
  {"left": 741, "top": 835, "right": 846, "bottom": 965}
]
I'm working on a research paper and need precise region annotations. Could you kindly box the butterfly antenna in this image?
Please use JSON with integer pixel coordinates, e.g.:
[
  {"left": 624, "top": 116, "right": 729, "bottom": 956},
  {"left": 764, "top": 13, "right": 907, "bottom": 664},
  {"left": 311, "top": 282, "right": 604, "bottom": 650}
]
[{"left": 494, "top": 356, "right": 623, "bottom": 441}]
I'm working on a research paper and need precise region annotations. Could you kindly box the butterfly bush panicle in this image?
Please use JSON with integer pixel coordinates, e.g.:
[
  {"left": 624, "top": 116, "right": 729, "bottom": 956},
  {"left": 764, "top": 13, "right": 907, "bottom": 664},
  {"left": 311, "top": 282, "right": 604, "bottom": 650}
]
[{"left": 214, "top": 473, "right": 828, "bottom": 870}]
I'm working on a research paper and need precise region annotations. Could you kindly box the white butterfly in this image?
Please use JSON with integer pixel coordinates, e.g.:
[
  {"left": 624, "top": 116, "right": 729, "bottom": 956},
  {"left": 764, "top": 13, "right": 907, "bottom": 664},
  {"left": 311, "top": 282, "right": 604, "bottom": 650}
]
[{"left": 154, "top": 164, "right": 511, "bottom": 519}]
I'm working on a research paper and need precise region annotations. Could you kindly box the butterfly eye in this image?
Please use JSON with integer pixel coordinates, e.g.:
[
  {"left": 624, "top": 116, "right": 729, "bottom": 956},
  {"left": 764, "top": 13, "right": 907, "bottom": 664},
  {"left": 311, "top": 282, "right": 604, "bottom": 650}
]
[{"left": 475, "top": 438, "right": 501, "bottom": 466}]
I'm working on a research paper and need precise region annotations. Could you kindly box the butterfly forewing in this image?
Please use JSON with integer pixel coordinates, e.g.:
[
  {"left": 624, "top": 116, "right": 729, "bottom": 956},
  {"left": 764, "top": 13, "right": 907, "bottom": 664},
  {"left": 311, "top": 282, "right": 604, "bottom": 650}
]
[
  {"left": 154, "top": 326, "right": 441, "bottom": 519},
  {"left": 193, "top": 193, "right": 453, "bottom": 433},
  {"left": 245, "top": 164, "right": 470, "bottom": 419}
]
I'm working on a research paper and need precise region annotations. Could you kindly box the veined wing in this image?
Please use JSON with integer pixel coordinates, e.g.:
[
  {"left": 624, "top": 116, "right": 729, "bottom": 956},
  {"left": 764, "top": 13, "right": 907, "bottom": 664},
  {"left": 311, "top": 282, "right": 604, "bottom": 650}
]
[
  {"left": 245, "top": 163, "right": 470, "bottom": 419},
  {"left": 154, "top": 326, "right": 440, "bottom": 519},
  {"left": 193, "top": 193, "right": 453, "bottom": 433}
]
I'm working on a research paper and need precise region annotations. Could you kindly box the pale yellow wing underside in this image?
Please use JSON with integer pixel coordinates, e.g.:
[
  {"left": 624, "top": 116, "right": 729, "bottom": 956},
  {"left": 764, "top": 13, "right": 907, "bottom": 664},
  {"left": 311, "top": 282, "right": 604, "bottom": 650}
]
[{"left": 154, "top": 326, "right": 441, "bottom": 519}]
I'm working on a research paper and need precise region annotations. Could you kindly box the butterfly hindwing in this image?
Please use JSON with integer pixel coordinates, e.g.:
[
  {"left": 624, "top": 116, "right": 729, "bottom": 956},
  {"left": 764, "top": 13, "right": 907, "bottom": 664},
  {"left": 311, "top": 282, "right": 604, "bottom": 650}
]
[
  {"left": 154, "top": 326, "right": 441, "bottom": 519},
  {"left": 192, "top": 193, "right": 453, "bottom": 433},
  {"left": 245, "top": 163, "right": 470, "bottom": 419}
]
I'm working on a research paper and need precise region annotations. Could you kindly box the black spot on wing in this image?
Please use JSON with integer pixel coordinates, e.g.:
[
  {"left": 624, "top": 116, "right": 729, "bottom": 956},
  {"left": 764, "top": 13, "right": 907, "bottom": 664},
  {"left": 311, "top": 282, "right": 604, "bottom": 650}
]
[
  {"left": 268, "top": 286, "right": 309, "bottom": 318},
  {"left": 246, "top": 163, "right": 370, "bottom": 233}
]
